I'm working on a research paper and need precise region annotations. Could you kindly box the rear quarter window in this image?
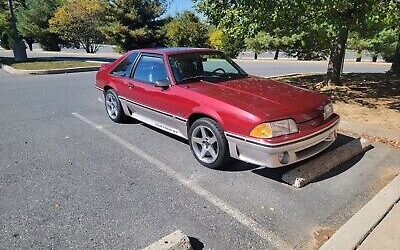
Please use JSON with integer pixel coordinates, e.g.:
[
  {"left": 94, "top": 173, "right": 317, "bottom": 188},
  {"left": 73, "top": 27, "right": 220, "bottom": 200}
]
[{"left": 110, "top": 52, "right": 139, "bottom": 77}]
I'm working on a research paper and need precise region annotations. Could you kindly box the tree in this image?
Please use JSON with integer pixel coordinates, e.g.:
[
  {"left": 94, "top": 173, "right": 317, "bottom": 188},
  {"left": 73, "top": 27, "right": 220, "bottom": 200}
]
[
  {"left": 1, "top": 1, "right": 12, "bottom": 49},
  {"left": 196, "top": 0, "right": 389, "bottom": 83},
  {"left": 50, "top": 0, "right": 105, "bottom": 53},
  {"left": 245, "top": 31, "right": 270, "bottom": 59},
  {"left": 245, "top": 31, "right": 303, "bottom": 60},
  {"left": 286, "top": 27, "right": 332, "bottom": 61},
  {"left": 196, "top": 1, "right": 251, "bottom": 57},
  {"left": 347, "top": 33, "right": 371, "bottom": 62},
  {"left": 0, "top": 31, "right": 11, "bottom": 49},
  {"left": 301, "top": 0, "right": 384, "bottom": 84},
  {"left": 164, "top": 11, "right": 208, "bottom": 48},
  {"left": 387, "top": 1, "right": 400, "bottom": 74},
  {"left": 102, "top": 0, "right": 167, "bottom": 53},
  {"left": 7, "top": 0, "right": 27, "bottom": 61},
  {"left": 208, "top": 29, "right": 223, "bottom": 50},
  {"left": 17, "top": 0, "right": 63, "bottom": 51}
]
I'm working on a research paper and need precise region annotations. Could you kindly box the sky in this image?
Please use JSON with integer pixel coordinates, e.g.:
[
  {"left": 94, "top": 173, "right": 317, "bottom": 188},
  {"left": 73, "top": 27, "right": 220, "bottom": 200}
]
[{"left": 166, "top": 0, "right": 195, "bottom": 16}]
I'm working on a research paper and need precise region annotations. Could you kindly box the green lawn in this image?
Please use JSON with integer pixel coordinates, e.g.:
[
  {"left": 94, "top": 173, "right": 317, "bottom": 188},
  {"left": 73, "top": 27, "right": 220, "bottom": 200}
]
[{"left": 1, "top": 57, "right": 101, "bottom": 70}]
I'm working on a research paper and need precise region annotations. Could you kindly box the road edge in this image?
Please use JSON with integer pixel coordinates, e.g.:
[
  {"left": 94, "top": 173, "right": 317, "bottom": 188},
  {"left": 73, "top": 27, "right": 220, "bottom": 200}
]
[
  {"left": 1, "top": 64, "right": 101, "bottom": 75},
  {"left": 320, "top": 174, "right": 400, "bottom": 250}
]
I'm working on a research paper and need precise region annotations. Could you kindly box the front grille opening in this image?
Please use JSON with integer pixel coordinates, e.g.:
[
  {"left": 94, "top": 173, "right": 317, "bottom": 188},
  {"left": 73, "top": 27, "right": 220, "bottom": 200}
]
[{"left": 295, "top": 140, "right": 332, "bottom": 160}]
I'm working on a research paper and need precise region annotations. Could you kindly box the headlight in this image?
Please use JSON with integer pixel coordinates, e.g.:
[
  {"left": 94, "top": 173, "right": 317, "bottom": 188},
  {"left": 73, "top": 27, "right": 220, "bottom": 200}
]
[
  {"left": 250, "top": 119, "right": 298, "bottom": 139},
  {"left": 323, "top": 102, "right": 334, "bottom": 120}
]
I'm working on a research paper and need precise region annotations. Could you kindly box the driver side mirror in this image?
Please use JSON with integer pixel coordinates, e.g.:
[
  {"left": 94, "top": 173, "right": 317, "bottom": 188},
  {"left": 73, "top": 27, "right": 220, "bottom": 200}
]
[{"left": 155, "top": 79, "right": 170, "bottom": 88}]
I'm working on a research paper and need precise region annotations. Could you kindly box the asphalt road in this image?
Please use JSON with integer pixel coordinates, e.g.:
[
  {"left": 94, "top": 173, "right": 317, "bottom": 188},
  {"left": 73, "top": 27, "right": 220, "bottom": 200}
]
[
  {"left": 0, "top": 48, "right": 392, "bottom": 77},
  {"left": 1, "top": 69, "right": 399, "bottom": 249}
]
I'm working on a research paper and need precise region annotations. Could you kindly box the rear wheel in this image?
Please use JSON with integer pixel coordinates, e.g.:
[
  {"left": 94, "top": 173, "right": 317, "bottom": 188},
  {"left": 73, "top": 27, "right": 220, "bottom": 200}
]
[
  {"left": 189, "top": 118, "right": 231, "bottom": 169},
  {"left": 104, "top": 89, "right": 127, "bottom": 123}
]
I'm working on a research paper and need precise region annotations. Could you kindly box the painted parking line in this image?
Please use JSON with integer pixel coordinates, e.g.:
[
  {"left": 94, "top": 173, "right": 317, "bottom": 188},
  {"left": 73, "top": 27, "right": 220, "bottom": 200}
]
[{"left": 72, "top": 112, "right": 292, "bottom": 250}]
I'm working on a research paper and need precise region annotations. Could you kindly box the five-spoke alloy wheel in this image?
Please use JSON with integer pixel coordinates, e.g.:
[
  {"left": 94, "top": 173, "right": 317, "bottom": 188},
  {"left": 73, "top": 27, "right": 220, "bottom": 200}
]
[
  {"left": 191, "top": 126, "right": 219, "bottom": 164},
  {"left": 189, "top": 118, "right": 231, "bottom": 169},
  {"left": 104, "top": 89, "right": 127, "bottom": 123}
]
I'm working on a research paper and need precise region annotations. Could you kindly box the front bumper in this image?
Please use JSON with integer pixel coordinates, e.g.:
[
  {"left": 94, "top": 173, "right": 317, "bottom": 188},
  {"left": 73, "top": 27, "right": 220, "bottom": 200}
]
[{"left": 225, "top": 119, "right": 339, "bottom": 168}]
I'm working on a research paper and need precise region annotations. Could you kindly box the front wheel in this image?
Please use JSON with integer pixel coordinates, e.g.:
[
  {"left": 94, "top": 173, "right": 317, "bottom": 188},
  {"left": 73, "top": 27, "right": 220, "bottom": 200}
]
[{"left": 188, "top": 118, "right": 231, "bottom": 169}]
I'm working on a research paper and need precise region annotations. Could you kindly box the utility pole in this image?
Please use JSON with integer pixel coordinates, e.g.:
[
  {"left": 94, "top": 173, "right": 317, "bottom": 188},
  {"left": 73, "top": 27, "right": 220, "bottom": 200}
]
[{"left": 8, "top": 0, "right": 27, "bottom": 61}]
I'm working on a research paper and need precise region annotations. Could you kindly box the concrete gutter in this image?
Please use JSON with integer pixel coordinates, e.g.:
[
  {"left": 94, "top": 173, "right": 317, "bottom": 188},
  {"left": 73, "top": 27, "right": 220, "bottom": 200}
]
[
  {"left": 143, "top": 230, "right": 193, "bottom": 250},
  {"left": 320, "top": 174, "right": 400, "bottom": 250},
  {"left": 1, "top": 64, "right": 101, "bottom": 75}
]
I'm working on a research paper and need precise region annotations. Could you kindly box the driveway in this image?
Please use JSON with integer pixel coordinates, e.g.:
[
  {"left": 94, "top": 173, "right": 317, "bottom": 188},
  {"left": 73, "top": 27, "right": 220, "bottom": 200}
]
[{"left": 0, "top": 70, "right": 399, "bottom": 249}]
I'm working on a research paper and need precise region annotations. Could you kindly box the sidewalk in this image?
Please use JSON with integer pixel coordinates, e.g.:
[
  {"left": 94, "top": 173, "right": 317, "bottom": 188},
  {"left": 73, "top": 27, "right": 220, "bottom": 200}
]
[
  {"left": 357, "top": 201, "right": 400, "bottom": 250},
  {"left": 321, "top": 175, "right": 400, "bottom": 250}
]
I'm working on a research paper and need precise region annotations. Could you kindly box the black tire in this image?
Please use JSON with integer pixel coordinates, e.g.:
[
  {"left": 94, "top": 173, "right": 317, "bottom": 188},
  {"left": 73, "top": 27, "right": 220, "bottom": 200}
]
[
  {"left": 104, "top": 89, "right": 128, "bottom": 123},
  {"left": 188, "top": 118, "right": 231, "bottom": 169}
]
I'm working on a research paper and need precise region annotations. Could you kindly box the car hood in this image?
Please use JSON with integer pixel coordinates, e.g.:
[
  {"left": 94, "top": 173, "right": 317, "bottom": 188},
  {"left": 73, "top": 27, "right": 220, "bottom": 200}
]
[{"left": 184, "top": 76, "right": 330, "bottom": 123}]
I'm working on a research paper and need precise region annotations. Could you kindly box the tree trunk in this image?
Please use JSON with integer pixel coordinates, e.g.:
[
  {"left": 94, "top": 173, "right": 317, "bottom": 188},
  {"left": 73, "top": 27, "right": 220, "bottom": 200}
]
[
  {"left": 372, "top": 54, "right": 378, "bottom": 62},
  {"left": 8, "top": 0, "right": 27, "bottom": 61},
  {"left": 25, "top": 38, "right": 34, "bottom": 51},
  {"left": 274, "top": 49, "right": 279, "bottom": 60},
  {"left": 254, "top": 52, "right": 257, "bottom": 60},
  {"left": 12, "top": 39, "right": 27, "bottom": 61},
  {"left": 84, "top": 42, "right": 90, "bottom": 53},
  {"left": 356, "top": 49, "right": 362, "bottom": 62},
  {"left": 326, "top": 28, "right": 349, "bottom": 85},
  {"left": 390, "top": 33, "right": 400, "bottom": 74}
]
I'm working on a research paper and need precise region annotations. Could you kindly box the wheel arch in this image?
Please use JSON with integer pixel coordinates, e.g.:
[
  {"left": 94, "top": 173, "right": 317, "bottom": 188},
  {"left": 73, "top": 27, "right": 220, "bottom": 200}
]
[
  {"left": 187, "top": 112, "right": 225, "bottom": 132},
  {"left": 103, "top": 85, "right": 114, "bottom": 94}
]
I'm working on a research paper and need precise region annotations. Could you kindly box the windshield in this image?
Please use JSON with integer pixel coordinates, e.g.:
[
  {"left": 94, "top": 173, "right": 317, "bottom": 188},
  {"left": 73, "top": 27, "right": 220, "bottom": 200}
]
[{"left": 169, "top": 52, "right": 248, "bottom": 84}]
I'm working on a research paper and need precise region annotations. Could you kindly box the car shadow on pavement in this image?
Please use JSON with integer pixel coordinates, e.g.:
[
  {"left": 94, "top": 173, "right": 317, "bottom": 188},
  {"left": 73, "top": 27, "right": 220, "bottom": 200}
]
[
  {"left": 131, "top": 122, "right": 371, "bottom": 186},
  {"left": 141, "top": 123, "right": 189, "bottom": 145},
  {"left": 120, "top": 118, "right": 143, "bottom": 125}
]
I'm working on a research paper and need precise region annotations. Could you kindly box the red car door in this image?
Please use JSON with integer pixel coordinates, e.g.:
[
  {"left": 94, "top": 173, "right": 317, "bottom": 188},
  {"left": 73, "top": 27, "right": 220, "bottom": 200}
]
[
  {"left": 106, "top": 52, "right": 139, "bottom": 98},
  {"left": 120, "top": 53, "right": 188, "bottom": 138}
]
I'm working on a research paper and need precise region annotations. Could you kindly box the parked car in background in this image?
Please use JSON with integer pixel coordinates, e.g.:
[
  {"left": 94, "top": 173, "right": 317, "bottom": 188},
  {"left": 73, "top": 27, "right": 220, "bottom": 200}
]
[{"left": 95, "top": 48, "right": 339, "bottom": 169}]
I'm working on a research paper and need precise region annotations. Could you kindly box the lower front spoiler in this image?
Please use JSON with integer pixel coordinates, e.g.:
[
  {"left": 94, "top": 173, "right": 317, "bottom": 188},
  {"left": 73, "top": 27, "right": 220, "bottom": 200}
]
[{"left": 225, "top": 121, "right": 339, "bottom": 168}]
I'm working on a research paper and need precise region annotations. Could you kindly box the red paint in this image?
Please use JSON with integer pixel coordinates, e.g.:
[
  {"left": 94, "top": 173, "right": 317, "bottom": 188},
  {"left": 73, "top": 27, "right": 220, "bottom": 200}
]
[{"left": 96, "top": 48, "right": 339, "bottom": 144}]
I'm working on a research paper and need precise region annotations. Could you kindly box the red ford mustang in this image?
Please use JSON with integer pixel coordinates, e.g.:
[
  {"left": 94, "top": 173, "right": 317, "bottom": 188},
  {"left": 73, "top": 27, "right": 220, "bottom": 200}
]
[{"left": 95, "top": 48, "right": 339, "bottom": 169}]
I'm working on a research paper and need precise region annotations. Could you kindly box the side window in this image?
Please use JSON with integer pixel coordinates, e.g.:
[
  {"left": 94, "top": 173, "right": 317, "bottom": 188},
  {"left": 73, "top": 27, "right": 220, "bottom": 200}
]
[
  {"left": 133, "top": 55, "right": 168, "bottom": 85},
  {"left": 110, "top": 52, "right": 139, "bottom": 77}
]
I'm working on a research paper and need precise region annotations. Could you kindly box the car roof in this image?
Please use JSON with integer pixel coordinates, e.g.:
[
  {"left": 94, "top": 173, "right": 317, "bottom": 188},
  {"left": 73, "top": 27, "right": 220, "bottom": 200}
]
[{"left": 131, "top": 47, "right": 219, "bottom": 56}]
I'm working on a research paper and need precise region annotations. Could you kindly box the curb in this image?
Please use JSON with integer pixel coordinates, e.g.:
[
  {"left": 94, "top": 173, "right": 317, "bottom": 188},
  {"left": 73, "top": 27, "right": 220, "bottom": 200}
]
[
  {"left": 320, "top": 174, "right": 400, "bottom": 250},
  {"left": 1, "top": 64, "right": 101, "bottom": 75},
  {"left": 143, "top": 230, "right": 192, "bottom": 250}
]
